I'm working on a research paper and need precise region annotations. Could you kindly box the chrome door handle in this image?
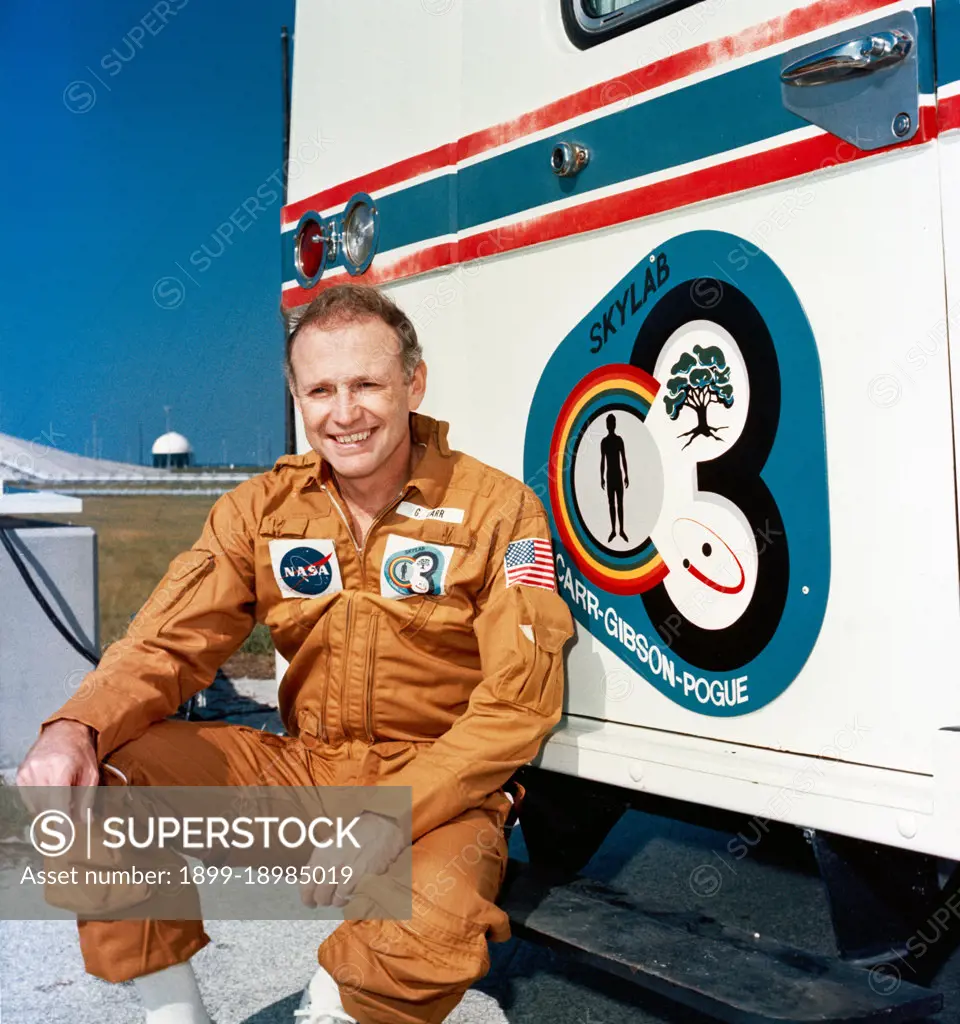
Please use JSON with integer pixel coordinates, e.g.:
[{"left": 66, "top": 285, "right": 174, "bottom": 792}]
[{"left": 781, "top": 29, "right": 912, "bottom": 86}]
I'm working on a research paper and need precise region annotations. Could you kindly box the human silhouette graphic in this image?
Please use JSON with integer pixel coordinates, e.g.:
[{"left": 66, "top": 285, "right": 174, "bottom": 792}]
[{"left": 600, "top": 412, "right": 629, "bottom": 542}]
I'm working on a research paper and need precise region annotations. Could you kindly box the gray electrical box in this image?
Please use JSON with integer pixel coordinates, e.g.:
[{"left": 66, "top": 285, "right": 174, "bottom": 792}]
[{"left": 0, "top": 518, "right": 98, "bottom": 771}]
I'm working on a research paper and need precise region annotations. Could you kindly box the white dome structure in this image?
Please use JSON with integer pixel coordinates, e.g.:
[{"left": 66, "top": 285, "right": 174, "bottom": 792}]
[{"left": 152, "top": 431, "right": 193, "bottom": 469}]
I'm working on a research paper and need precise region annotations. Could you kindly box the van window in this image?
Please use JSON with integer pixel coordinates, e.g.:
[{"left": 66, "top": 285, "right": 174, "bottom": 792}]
[
  {"left": 583, "top": 0, "right": 637, "bottom": 14},
  {"left": 563, "top": 0, "right": 702, "bottom": 49}
]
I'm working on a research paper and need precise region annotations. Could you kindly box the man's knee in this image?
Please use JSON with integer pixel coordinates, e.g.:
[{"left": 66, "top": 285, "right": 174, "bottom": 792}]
[
  {"left": 96, "top": 719, "right": 233, "bottom": 787},
  {"left": 97, "top": 721, "right": 171, "bottom": 786}
]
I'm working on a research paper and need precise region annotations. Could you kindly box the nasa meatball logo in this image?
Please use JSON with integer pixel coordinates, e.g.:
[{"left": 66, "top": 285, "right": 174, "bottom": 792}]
[
  {"left": 269, "top": 539, "right": 343, "bottom": 599},
  {"left": 380, "top": 534, "right": 454, "bottom": 599},
  {"left": 279, "top": 547, "right": 335, "bottom": 596},
  {"left": 526, "top": 231, "right": 830, "bottom": 717}
]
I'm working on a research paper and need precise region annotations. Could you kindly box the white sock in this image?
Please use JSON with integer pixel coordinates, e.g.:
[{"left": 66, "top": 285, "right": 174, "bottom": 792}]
[
  {"left": 134, "top": 961, "right": 212, "bottom": 1024},
  {"left": 295, "top": 965, "right": 357, "bottom": 1022}
]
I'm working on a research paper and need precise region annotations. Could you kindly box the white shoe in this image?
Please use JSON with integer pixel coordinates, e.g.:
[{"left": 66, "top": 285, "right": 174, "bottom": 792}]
[{"left": 293, "top": 966, "right": 357, "bottom": 1023}]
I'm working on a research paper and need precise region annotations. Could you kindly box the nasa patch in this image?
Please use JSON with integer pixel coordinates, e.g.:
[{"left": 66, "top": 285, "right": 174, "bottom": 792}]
[
  {"left": 269, "top": 539, "right": 343, "bottom": 599},
  {"left": 380, "top": 533, "right": 454, "bottom": 600}
]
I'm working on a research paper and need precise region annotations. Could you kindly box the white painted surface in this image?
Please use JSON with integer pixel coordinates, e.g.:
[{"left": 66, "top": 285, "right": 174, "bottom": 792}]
[
  {"left": 937, "top": 126, "right": 960, "bottom": 582},
  {"left": 288, "top": 0, "right": 461, "bottom": 206},
  {"left": 286, "top": 0, "right": 960, "bottom": 853},
  {"left": 0, "top": 491, "right": 82, "bottom": 514}
]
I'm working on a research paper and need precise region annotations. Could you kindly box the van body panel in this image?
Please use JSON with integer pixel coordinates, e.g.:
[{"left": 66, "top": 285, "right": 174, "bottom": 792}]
[{"left": 283, "top": 0, "right": 960, "bottom": 855}]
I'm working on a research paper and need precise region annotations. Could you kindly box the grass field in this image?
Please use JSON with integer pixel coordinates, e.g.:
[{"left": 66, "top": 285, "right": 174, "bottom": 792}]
[{"left": 35, "top": 495, "right": 275, "bottom": 676}]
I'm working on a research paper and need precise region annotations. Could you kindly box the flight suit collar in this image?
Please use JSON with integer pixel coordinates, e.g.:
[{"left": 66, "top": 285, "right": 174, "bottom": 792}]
[
  {"left": 298, "top": 413, "right": 454, "bottom": 508},
  {"left": 406, "top": 413, "right": 454, "bottom": 507}
]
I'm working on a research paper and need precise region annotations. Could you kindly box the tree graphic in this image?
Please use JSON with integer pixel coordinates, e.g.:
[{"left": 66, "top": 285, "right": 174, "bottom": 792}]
[{"left": 663, "top": 344, "right": 735, "bottom": 449}]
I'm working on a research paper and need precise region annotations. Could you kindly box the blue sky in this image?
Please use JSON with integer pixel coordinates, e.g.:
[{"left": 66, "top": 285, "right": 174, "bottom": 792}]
[{"left": 0, "top": 0, "right": 296, "bottom": 466}]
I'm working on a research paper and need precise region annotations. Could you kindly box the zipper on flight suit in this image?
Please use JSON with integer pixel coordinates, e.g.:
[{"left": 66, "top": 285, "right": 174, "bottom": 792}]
[
  {"left": 362, "top": 613, "right": 380, "bottom": 742},
  {"left": 321, "top": 484, "right": 356, "bottom": 744},
  {"left": 322, "top": 484, "right": 361, "bottom": 555},
  {"left": 322, "top": 482, "right": 408, "bottom": 581},
  {"left": 316, "top": 612, "right": 333, "bottom": 744},
  {"left": 322, "top": 482, "right": 409, "bottom": 741}
]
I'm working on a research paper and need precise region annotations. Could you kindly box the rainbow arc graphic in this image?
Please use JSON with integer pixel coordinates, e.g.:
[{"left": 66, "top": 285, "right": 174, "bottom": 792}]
[{"left": 549, "top": 364, "right": 668, "bottom": 595}]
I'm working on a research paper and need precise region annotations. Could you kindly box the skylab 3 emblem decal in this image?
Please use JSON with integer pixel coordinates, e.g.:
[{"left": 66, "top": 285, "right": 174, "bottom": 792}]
[
  {"left": 380, "top": 534, "right": 453, "bottom": 599},
  {"left": 525, "top": 231, "right": 830, "bottom": 716}
]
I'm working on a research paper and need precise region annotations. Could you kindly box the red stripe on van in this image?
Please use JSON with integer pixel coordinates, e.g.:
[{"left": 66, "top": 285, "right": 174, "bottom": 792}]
[
  {"left": 457, "top": 106, "right": 936, "bottom": 263},
  {"left": 939, "top": 93, "right": 960, "bottom": 134},
  {"left": 281, "top": 104, "right": 936, "bottom": 308},
  {"left": 281, "top": 0, "right": 898, "bottom": 229},
  {"left": 283, "top": 143, "right": 458, "bottom": 227},
  {"left": 281, "top": 242, "right": 456, "bottom": 306},
  {"left": 457, "top": 0, "right": 895, "bottom": 162}
]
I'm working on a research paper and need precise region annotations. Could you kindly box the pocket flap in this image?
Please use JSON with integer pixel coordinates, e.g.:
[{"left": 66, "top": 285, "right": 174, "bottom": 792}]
[
  {"left": 167, "top": 550, "right": 215, "bottom": 581},
  {"left": 403, "top": 518, "right": 475, "bottom": 549},
  {"left": 519, "top": 587, "right": 574, "bottom": 654},
  {"left": 259, "top": 515, "right": 310, "bottom": 538}
]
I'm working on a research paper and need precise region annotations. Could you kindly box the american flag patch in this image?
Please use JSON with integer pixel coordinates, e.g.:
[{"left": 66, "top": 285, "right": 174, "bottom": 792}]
[{"left": 504, "top": 538, "right": 556, "bottom": 591}]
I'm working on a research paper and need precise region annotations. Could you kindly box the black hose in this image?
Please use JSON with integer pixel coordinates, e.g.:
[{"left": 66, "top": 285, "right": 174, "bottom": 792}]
[
  {"left": 0, "top": 527, "right": 243, "bottom": 723},
  {"left": 0, "top": 526, "right": 100, "bottom": 667}
]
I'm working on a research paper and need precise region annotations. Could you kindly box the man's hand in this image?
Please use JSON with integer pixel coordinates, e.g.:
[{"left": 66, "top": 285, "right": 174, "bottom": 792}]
[
  {"left": 17, "top": 720, "right": 99, "bottom": 788},
  {"left": 301, "top": 812, "right": 407, "bottom": 910}
]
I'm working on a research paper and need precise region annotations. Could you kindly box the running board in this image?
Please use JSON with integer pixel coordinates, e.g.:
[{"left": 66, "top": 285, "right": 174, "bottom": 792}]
[{"left": 498, "top": 863, "right": 941, "bottom": 1023}]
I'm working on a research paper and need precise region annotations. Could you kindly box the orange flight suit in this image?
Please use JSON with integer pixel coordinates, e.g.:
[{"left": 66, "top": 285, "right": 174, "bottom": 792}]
[{"left": 39, "top": 412, "right": 574, "bottom": 1024}]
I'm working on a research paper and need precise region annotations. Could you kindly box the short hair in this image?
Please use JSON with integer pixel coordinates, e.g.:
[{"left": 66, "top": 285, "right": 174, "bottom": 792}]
[{"left": 283, "top": 284, "right": 423, "bottom": 390}]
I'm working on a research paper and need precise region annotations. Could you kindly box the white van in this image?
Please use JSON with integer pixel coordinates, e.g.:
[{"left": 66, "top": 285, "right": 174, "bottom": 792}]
[{"left": 280, "top": 1, "right": 960, "bottom": 1015}]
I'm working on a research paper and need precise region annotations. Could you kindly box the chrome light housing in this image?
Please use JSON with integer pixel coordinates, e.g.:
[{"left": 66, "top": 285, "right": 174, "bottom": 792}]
[
  {"left": 294, "top": 211, "right": 328, "bottom": 288},
  {"left": 342, "top": 193, "right": 379, "bottom": 275}
]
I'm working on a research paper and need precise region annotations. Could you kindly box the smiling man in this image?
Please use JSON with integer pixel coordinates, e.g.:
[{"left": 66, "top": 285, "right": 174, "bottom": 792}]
[{"left": 18, "top": 284, "right": 574, "bottom": 1024}]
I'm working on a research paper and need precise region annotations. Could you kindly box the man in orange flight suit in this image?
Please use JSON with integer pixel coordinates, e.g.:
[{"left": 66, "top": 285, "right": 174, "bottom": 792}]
[{"left": 18, "top": 283, "right": 574, "bottom": 1024}]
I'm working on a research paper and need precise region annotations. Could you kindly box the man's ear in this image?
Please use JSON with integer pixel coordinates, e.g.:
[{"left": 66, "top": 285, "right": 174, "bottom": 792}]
[{"left": 408, "top": 360, "right": 427, "bottom": 411}]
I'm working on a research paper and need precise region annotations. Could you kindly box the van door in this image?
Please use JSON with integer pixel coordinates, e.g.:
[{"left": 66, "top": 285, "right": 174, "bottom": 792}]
[{"left": 451, "top": 0, "right": 956, "bottom": 779}]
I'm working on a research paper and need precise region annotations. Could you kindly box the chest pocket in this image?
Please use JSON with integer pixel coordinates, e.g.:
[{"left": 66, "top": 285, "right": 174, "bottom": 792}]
[
  {"left": 387, "top": 519, "right": 482, "bottom": 584},
  {"left": 259, "top": 515, "right": 314, "bottom": 538},
  {"left": 405, "top": 518, "right": 475, "bottom": 547},
  {"left": 257, "top": 514, "right": 344, "bottom": 640},
  {"left": 384, "top": 519, "right": 485, "bottom": 641}
]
